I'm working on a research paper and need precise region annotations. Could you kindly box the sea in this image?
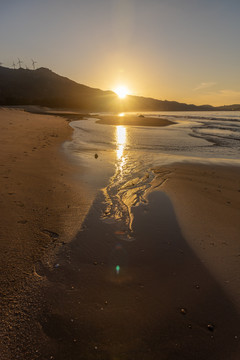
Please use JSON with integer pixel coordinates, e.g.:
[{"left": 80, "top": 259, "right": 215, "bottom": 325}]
[{"left": 64, "top": 111, "right": 240, "bottom": 238}]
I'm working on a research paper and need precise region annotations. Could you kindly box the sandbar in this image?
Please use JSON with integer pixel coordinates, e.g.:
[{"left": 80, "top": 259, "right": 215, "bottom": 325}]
[{"left": 96, "top": 115, "right": 174, "bottom": 127}]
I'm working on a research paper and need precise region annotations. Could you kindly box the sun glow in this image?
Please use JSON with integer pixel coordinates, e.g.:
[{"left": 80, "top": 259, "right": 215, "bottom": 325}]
[{"left": 114, "top": 86, "right": 129, "bottom": 99}]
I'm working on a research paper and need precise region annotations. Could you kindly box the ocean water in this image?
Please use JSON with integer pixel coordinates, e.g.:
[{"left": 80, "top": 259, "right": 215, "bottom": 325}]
[{"left": 64, "top": 111, "right": 240, "bottom": 238}]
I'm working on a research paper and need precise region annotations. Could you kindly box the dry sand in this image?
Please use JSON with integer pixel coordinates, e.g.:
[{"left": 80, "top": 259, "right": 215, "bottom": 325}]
[
  {"left": 0, "top": 108, "right": 93, "bottom": 359},
  {"left": 0, "top": 108, "right": 239, "bottom": 359}
]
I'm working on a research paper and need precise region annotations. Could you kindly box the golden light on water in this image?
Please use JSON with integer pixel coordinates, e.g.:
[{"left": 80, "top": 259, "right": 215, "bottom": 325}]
[
  {"left": 113, "top": 86, "right": 129, "bottom": 99},
  {"left": 116, "top": 126, "right": 127, "bottom": 174},
  {"left": 116, "top": 126, "right": 126, "bottom": 159},
  {"left": 116, "top": 126, "right": 126, "bottom": 146}
]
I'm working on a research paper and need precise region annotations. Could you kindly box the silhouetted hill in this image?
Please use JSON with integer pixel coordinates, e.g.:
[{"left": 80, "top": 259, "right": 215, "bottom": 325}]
[
  {"left": 0, "top": 66, "right": 116, "bottom": 110},
  {"left": 0, "top": 66, "right": 238, "bottom": 111}
]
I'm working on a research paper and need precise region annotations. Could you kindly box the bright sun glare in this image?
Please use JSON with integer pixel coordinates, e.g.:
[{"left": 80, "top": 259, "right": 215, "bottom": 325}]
[{"left": 114, "top": 86, "right": 129, "bottom": 99}]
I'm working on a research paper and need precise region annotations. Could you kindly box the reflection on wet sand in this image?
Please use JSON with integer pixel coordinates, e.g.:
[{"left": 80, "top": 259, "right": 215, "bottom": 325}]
[{"left": 41, "top": 190, "right": 240, "bottom": 360}]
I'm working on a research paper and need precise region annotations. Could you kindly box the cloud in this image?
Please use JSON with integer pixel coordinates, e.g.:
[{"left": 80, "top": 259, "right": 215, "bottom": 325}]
[{"left": 194, "top": 82, "right": 216, "bottom": 91}]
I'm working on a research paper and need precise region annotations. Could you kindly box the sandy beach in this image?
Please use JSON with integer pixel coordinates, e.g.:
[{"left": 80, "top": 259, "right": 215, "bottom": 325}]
[
  {"left": 0, "top": 108, "right": 240, "bottom": 359},
  {"left": 0, "top": 108, "right": 93, "bottom": 359}
]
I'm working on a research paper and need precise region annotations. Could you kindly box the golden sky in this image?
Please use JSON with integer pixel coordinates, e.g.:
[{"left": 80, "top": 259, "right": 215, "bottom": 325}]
[{"left": 1, "top": 0, "right": 240, "bottom": 106}]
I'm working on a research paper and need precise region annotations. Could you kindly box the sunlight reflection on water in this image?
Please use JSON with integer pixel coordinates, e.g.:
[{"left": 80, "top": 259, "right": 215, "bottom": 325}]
[
  {"left": 65, "top": 111, "right": 240, "bottom": 239},
  {"left": 116, "top": 125, "right": 127, "bottom": 176}
]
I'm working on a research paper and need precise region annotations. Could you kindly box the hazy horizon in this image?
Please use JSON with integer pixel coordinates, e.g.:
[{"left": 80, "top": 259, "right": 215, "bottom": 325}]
[{"left": 1, "top": 0, "right": 240, "bottom": 106}]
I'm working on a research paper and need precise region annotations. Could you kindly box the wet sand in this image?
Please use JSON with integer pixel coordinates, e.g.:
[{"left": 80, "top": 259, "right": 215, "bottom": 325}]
[
  {"left": 152, "top": 164, "right": 240, "bottom": 311},
  {"left": 38, "top": 189, "right": 240, "bottom": 360},
  {"left": 1, "top": 108, "right": 240, "bottom": 359}
]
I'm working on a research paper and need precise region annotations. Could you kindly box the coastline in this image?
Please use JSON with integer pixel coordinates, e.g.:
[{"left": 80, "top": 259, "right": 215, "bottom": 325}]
[{"left": 1, "top": 108, "right": 239, "bottom": 359}]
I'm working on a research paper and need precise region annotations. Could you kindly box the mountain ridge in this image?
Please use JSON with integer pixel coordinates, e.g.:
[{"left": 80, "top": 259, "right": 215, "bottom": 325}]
[{"left": 0, "top": 66, "right": 239, "bottom": 111}]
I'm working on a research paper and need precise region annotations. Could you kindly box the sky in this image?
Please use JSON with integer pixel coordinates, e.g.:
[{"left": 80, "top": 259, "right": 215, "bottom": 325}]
[{"left": 1, "top": 0, "right": 240, "bottom": 106}]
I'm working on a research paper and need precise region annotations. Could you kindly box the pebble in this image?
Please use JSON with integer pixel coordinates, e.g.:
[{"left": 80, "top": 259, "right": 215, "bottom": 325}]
[
  {"left": 180, "top": 308, "right": 187, "bottom": 315},
  {"left": 94, "top": 153, "right": 98, "bottom": 159},
  {"left": 207, "top": 324, "right": 215, "bottom": 332}
]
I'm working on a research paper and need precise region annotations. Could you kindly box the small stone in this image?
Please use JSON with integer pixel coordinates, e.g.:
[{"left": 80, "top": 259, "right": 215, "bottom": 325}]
[
  {"left": 207, "top": 324, "right": 215, "bottom": 332},
  {"left": 93, "top": 261, "right": 98, "bottom": 265},
  {"left": 94, "top": 153, "right": 98, "bottom": 159},
  {"left": 54, "top": 263, "right": 60, "bottom": 268},
  {"left": 104, "top": 301, "right": 108, "bottom": 305},
  {"left": 195, "top": 285, "right": 200, "bottom": 289},
  {"left": 188, "top": 324, "right": 192, "bottom": 329},
  {"left": 180, "top": 308, "right": 187, "bottom": 315},
  {"left": 94, "top": 346, "right": 98, "bottom": 350}
]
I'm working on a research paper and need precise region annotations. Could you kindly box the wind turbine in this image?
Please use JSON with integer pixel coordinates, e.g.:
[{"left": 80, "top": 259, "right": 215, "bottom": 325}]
[
  {"left": 32, "top": 59, "right": 37, "bottom": 70},
  {"left": 17, "top": 58, "right": 23, "bottom": 68}
]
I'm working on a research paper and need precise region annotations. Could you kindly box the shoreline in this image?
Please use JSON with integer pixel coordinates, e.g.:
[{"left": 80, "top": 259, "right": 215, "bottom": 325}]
[{"left": 1, "top": 107, "right": 239, "bottom": 359}]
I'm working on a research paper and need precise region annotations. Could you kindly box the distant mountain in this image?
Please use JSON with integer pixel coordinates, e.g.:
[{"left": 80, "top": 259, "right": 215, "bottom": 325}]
[
  {"left": 218, "top": 104, "right": 240, "bottom": 111},
  {"left": 0, "top": 66, "right": 238, "bottom": 111}
]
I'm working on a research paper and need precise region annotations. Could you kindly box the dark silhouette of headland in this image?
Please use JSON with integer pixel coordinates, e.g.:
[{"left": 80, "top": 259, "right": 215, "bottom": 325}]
[{"left": 0, "top": 66, "right": 239, "bottom": 111}]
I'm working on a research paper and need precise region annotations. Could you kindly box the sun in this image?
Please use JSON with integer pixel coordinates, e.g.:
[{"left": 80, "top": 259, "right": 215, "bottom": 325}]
[{"left": 113, "top": 85, "right": 129, "bottom": 99}]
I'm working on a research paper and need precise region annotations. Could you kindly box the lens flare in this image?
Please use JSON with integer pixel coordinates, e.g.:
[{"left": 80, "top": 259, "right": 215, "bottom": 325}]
[{"left": 116, "top": 265, "right": 120, "bottom": 275}]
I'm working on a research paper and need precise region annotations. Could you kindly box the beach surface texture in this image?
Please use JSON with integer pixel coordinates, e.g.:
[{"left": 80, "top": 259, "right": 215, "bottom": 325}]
[{"left": 0, "top": 108, "right": 240, "bottom": 359}]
